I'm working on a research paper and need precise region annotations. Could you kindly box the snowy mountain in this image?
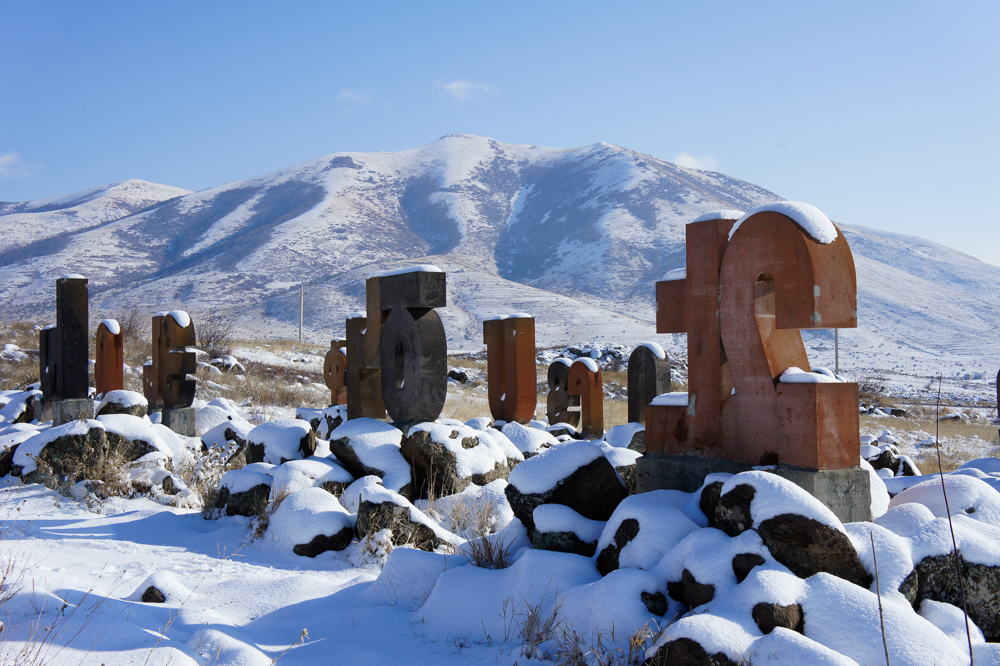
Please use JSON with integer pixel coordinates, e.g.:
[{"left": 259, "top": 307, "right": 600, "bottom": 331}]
[{"left": 2, "top": 134, "right": 999, "bottom": 383}]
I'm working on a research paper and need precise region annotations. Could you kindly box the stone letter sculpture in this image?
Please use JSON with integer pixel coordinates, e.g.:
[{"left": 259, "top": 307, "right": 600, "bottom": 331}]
[
  {"left": 483, "top": 315, "right": 536, "bottom": 423},
  {"left": 95, "top": 319, "right": 124, "bottom": 395},
  {"left": 648, "top": 205, "right": 859, "bottom": 470},
  {"left": 546, "top": 359, "right": 577, "bottom": 427},
  {"left": 627, "top": 343, "right": 670, "bottom": 424},
  {"left": 142, "top": 314, "right": 165, "bottom": 408},
  {"left": 378, "top": 269, "right": 447, "bottom": 423},
  {"left": 324, "top": 339, "right": 348, "bottom": 406},
  {"left": 346, "top": 314, "right": 386, "bottom": 420},
  {"left": 567, "top": 359, "right": 603, "bottom": 438},
  {"left": 39, "top": 276, "right": 89, "bottom": 402},
  {"left": 159, "top": 312, "right": 197, "bottom": 409}
]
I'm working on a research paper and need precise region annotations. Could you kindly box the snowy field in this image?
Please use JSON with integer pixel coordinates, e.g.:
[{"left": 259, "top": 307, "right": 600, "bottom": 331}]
[{"left": 1, "top": 340, "right": 1000, "bottom": 665}]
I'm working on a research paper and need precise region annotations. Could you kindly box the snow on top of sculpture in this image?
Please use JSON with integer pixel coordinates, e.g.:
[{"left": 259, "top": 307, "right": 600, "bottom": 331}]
[{"left": 729, "top": 201, "right": 838, "bottom": 244}]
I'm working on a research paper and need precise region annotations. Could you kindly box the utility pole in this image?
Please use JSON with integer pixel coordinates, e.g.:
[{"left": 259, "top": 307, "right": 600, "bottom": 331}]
[
  {"left": 298, "top": 283, "right": 304, "bottom": 344},
  {"left": 834, "top": 329, "right": 839, "bottom": 375}
]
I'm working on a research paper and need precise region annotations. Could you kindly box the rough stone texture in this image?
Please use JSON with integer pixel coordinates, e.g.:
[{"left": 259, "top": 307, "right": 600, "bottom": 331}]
[
  {"left": 712, "top": 483, "right": 755, "bottom": 537},
  {"left": 97, "top": 394, "right": 148, "bottom": 417},
  {"left": 329, "top": 434, "right": 413, "bottom": 500},
  {"left": 355, "top": 499, "right": 447, "bottom": 552},
  {"left": 2, "top": 391, "right": 39, "bottom": 424},
  {"left": 504, "top": 456, "right": 627, "bottom": 531},
  {"left": 161, "top": 406, "right": 196, "bottom": 437},
  {"left": 681, "top": 568, "right": 715, "bottom": 608},
  {"left": 624, "top": 428, "right": 645, "bottom": 454},
  {"left": 752, "top": 602, "right": 804, "bottom": 635},
  {"left": 104, "top": 432, "right": 164, "bottom": 464},
  {"left": 757, "top": 513, "right": 871, "bottom": 589},
  {"left": 898, "top": 569, "right": 919, "bottom": 605},
  {"left": 732, "top": 553, "right": 766, "bottom": 584},
  {"left": 247, "top": 427, "right": 317, "bottom": 466},
  {"left": 0, "top": 443, "right": 19, "bottom": 477},
  {"left": 596, "top": 518, "right": 640, "bottom": 576},
  {"left": 214, "top": 484, "right": 270, "bottom": 517},
  {"left": 15, "top": 425, "right": 109, "bottom": 486},
  {"left": 401, "top": 429, "right": 508, "bottom": 498},
  {"left": 699, "top": 481, "right": 724, "bottom": 526},
  {"left": 447, "top": 369, "right": 468, "bottom": 384},
  {"left": 643, "top": 637, "right": 738, "bottom": 666},
  {"left": 321, "top": 411, "right": 344, "bottom": 438},
  {"left": 530, "top": 529, "right": 597, "bottom": 557},
  {"left": 142, "top": 586, "right": 166, "bottom": 603},
  {"left": 910, "top": 553, "right": 1000, "bottom": 642},
  {"left": 641, "top": 591, "right": 669, "bottom": 617},
  {"left": 615, "top": 461, "right": 638, "bottom": 495},
  {"left": 292, "top": 526, "right": 355, "bottom": 557}
]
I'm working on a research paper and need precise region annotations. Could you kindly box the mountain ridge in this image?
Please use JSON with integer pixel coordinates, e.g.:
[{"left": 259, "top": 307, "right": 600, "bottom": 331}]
[{"left": 2, "top": 134, "right": 998, "bottom": 385}]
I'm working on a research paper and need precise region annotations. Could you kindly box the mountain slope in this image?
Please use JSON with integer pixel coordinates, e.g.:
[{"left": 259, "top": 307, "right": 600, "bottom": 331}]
[{"left": 1, "top": 135, "right": 998, "bottom": 382}]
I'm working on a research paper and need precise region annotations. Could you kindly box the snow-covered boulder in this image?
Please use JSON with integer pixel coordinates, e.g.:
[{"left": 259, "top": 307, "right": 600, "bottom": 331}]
[
  {"left": 12, "top": 419, "right": 109, "bottom": 485},
  {"left": 603, "top": 422, "right": 645, "bottom": 453},
  {"left": 500, "top": 421, "right": 558, "bottom": 457},
  {"left": 0, "top": 389, "right": 42, "bottom": 424},
  {"left": 0, "top": 423, "right": 43, "bottom": 476},
  {"left": 214, "top": 465, "right": 274, "bottom": 517},
  {"left": 246, "top": 419, "right": 316, "bottom": 465},
  {"left": 711, "top": 472, "right": 870, "bottom": 588},
  {"left": 97, "top": 414, "right": 174, "bottom": 464},
  {"left": 266, "top": 487, "right": 355, "bottom": 557},
  {"left": 269, "top": 457, "right": 354, "bottom": 500},
  {"left": 529, "top": 503, "right": 604, "bottom": 556},
  {"left": 316, "top": 405, "right": 347, "bottom": 439},
  {"left": 96, "top": 390, "right": 148, "bottom": 417},
  {"left": 328, "top": 418, "right": 412, "bottom": 498},
  {"left": 505, "top": 440, "right": 627, "bottom": 530},
  {"left": 595, "top": 489, "right": 701, "bottom": 576},
  {"left": 401, "top": 422, "right": 511, "bottom": 497},
  {"left": 355, "top": 483, "right": 459, "bottom": 552}
]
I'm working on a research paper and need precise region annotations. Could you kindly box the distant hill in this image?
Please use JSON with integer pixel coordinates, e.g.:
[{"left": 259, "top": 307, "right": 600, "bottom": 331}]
[{"left": 2, "top": 134, "right": 998, "bottom": 385}]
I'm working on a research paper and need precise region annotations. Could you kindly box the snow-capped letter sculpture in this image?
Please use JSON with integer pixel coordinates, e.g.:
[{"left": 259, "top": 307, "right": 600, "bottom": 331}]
[
  {"left": 648, "top": 203, "right": 859, "bottom": 470},
  {"left": 95, "top": 319, "right": 124, "bottom": 395}
]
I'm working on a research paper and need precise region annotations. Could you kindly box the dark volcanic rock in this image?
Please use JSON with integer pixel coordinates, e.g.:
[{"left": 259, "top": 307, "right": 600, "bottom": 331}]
[
  {"left": 531, "top": 529, "right": 597, "bottom": 557},
  {"left": 641, "top": 591, "right": 669, "bottom": 617},
  {"left": 757, "top": 513, "right": 870, "bottom": 588},
  {"left": 643, "top": 637, "right": 738, "bottom": 666},
  {"left": 142, "top": 586, "right": 166, "bottom": 603},
  {"left": 214, "top": 483, "right": 271, "bottom": 517},
  {"left": 14, "top": 421, "right": 109, "bottom": 487},
  {"left": 292, "top": 526, "right": 355, "bottom": 557},
  {"left": 596, "top": 518, "right": 640, "bottom": 576},
  {"left": 96, "top": 390, "right": 148, "bottom": 417},
  {"left": 401, "top": 427, "right": 508, "bottom": 498},
  {"left": 732, "top": 552, "right": 766, "bottom": 584},
  {"left": 355, "top": 499, "right": 448, "bottom": 552},
  {"left": 681, "top": 568, "right": 715, "bottom": 608},
  {"left": 910, "top": 553, "right": 1000, "bottom": 642},
  {"left": 713, "top": 484, "right": 755, "bottom": 537},
  {"left": 752, "top": 602, "right": 804, "bottom": 635},
  {"left": 505, "top": 453, "right": 627, "bottom": 531}
]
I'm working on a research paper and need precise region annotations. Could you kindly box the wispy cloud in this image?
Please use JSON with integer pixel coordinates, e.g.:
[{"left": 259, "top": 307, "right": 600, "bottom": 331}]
[
  {"left": 0, "top": 152, "right": 42, "bottom": 179},
  {"left": 673, "top": 152, "right": 718, "bottom": 171},
  {"left": 337, "top": 88, "right": 374, "bottom": 104},
  {"left": 434, "top": 79, "right": 498, "bottom": 101}
]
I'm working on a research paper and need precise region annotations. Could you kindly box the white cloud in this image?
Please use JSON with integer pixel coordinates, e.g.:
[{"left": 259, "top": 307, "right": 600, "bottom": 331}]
[
  {"left": 435, "top": 79, "right": 498, "bottom": 101},
  {"left": 0, "top": 152, "right": 42, "bottom": 179},
  {"left": 673, "top": 152, "right": 719, "bottom": 171},
  {"left": 337, "top": 88, "right": 374, "bottom": 104}
]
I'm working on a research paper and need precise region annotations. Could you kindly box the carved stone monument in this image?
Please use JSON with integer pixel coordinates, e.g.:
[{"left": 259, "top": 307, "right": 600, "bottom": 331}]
[
  {"left": 567, "top": 359, "right": 603, "bottom": 438},
  {"left": 638, "top": 205, "right": 871, "bottom": 522},
  {"left": 323, "top": 339, "right": 348, "bottom": 406},
  {"left": 39, "top": 276, "right": 93, "bottom": 425},
  {"left": 627, "top": 343, "right": 670, "bottom": 424},
  {"left": 346, "top": 267, "right": 448, "bottom": 424},
  {"left": 546, "top": 359, "right": 577, "bottom": 428},
  {"left": 95, "top": 319, "right": 124, "bottom": 396},
  {"left": 483, "top": 315, "right": 536, "bottom": 423},
  {"left": 143, "top": 311, "right": 196, "bottom": 436}
]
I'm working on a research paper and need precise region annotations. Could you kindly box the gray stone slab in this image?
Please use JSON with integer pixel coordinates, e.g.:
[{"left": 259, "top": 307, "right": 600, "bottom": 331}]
[
  {"left": 51, "top": 398, "right": 95, "bottom": 426},
  {"left": 636, "top": 453, "right": 873, "bottom": 524},
  {"left": 161, "top": 406, "right": 196, "bottom": 437}
]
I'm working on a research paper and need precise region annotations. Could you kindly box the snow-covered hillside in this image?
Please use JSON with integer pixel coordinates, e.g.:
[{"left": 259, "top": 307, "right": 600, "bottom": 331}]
[{"left": 1, "top": 135, "right": 998, "bottom": 384}]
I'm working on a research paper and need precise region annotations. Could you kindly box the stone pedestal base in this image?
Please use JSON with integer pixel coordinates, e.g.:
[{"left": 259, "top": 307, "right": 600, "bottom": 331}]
[
  {"left": 49, "top": 398, "right": 95, "bottom": 426},
  {"left": 161, "top": 407, "right": 196, "bottom": 437},
  {"left": 636, "top": 454, "right": 873, "bottom": 524}
]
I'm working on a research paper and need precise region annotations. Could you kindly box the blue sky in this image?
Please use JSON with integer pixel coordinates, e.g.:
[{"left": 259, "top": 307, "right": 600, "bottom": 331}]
[{"left": 2, "top": 1, "right": 998, "bottom": 265}]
